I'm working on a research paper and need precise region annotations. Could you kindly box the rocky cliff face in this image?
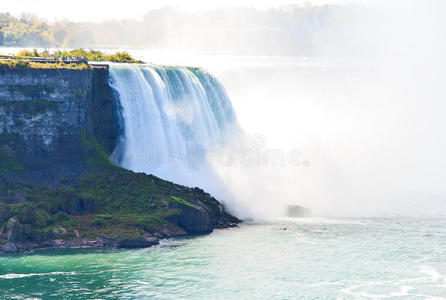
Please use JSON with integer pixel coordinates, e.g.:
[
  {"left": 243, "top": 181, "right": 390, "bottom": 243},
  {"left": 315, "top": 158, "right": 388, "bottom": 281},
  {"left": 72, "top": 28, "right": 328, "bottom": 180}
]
[
  {"left": 0, "top": 67, "right": 120, "bottom": 185},
  {"left": 0, "top": 66, "right": 239, "bottom": 253}
]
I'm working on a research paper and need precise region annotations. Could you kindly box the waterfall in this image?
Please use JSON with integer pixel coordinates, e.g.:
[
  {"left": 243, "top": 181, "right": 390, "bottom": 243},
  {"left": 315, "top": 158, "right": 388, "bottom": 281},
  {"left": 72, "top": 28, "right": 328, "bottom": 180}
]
[{"left": 109, "top": 65, "right": 240, "bottom": 196}]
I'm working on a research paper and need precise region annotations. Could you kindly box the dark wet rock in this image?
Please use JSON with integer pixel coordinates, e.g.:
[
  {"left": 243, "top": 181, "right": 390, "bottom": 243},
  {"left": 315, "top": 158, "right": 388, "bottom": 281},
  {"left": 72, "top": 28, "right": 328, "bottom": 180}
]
[
  {"left": 168, "top": 203, "right": 213, "bottom": 234},
  {"left": 1, "top": 242, "right": 17, "bottom": 253},
  {"left": 60, "top": 197, "right": 95, "bottom": 215},
  {"left": 159, "top": 223, "right": 187, "bottom": 238},
  {"left": 116, "top": 235, "right": 159, "bottom": 249}
]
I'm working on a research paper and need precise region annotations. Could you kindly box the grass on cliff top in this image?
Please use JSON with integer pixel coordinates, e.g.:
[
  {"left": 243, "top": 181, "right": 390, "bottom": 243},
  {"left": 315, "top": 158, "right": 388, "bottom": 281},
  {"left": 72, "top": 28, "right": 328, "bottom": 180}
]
[
  {"left": 16, "top": 48, "right": 144, "bottom": 63},
  {"left": 0, "top": 59, "right": 91, "bottom": 70},
  {"left": 0, "top": 49, "right": 143, "bottom": 70}
]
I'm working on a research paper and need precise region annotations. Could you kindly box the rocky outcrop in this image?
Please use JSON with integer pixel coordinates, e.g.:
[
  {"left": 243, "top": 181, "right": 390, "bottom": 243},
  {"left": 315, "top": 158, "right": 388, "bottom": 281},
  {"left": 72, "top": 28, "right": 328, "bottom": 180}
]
[
  {"left": 286, "top": 205, "right": 312, "bottom": 217},
  {"left": 0, "top": 218, "right": 24, "bottom": 241},
  {"left": 0, "top": 66, "right": 240, "bottom": 253},
  {"left": 1, "top": 242, "right": 17, "bottom": 253}
]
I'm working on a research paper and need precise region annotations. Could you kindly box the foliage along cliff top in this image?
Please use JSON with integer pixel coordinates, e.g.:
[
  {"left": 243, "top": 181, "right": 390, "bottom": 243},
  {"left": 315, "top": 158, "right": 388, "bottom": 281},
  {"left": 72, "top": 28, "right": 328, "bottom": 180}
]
[{"left": 0, "top": 48, "right": 144, "bottom": 70}]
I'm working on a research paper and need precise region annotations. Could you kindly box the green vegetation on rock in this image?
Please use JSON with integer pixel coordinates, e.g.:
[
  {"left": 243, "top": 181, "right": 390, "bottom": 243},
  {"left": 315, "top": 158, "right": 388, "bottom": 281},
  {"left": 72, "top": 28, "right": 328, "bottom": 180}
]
[
  {"left": 171, "top": 196, "right": 199, "bottom": 209},
  {"left": 0, "top": 58, "right": 91, "bottom": 70},
  {"left": 16, "top": 48, "right": 143, "bottom": 63},
  {"left": 0, "top": 48, "right": 143, "bottom": 70},
  {"left": 0, "top": 134, "right": 24, "bottom": 175},
  {"left": 0, "top": 123, "right": 237, "bottom": 250}
]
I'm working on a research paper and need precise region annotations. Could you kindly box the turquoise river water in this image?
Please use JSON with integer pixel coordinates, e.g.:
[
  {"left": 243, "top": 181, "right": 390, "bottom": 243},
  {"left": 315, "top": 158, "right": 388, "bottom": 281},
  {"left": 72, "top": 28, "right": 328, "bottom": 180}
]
[{"left": 1, "top": 218, "right": 446, "bottom": 299}]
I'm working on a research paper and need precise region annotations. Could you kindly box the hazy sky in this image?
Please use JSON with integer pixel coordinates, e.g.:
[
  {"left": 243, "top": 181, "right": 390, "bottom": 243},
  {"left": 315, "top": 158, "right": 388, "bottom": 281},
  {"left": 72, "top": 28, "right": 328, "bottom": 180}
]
[{"left": 3, "top": 0, "right": 366, "bottom": 21}]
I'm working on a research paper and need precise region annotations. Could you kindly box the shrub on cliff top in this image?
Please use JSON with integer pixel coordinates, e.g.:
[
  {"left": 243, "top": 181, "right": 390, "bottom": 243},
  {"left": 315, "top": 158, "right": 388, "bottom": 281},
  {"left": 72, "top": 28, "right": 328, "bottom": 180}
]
[
  {"left": 105, "top": 51, "right": 143, "bottom": 63},
  {"left": 17, "top": 49, "right": 39, "bottom": 58},
  {"left": 0, "top": 59, "right": 29, "bottom": 69}
]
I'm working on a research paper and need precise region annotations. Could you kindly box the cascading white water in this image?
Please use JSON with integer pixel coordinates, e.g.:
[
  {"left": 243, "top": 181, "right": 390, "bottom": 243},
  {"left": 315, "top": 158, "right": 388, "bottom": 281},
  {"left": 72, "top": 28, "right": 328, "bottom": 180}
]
[{"left": 109, "top": 65, "right": 240, "bottom": 203}]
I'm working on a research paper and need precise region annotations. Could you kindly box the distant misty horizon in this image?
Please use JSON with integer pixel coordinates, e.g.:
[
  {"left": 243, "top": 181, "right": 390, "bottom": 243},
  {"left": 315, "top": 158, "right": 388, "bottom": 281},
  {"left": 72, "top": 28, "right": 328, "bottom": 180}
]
[
  {"left": 2, "top": 0, "right": 369, "bottom": 22},
  {"left": 0, "top": 4, "right": 376, "bottom": 57}
]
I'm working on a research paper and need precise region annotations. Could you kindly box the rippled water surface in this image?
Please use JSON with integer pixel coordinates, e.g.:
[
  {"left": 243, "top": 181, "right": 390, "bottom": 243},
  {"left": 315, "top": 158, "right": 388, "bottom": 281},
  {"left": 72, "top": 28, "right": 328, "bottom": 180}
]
[{"left": 1, "top": 218, "right": 446, "bottom": 299}]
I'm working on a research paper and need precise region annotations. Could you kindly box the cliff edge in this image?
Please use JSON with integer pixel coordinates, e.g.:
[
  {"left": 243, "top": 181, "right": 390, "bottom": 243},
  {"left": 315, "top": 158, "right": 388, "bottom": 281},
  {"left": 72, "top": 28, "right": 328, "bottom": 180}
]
[{"left": 0, "top": 66, "right": 239, "bottom": 253}]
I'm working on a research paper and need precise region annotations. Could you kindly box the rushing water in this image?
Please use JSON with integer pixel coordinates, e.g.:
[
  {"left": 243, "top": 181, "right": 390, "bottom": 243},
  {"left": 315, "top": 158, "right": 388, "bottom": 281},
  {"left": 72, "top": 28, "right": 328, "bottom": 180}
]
[
  {"left": 109, "top": 65, "right": 240, "bottom": 198},
  {"left": 1, "top": 218, "right": 446, "bottom": 299}
]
